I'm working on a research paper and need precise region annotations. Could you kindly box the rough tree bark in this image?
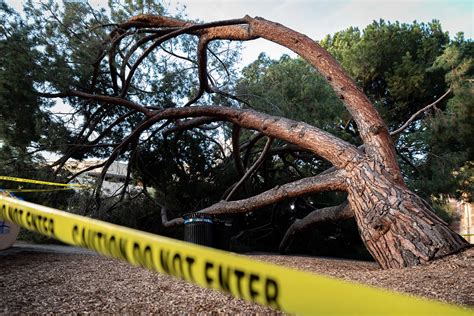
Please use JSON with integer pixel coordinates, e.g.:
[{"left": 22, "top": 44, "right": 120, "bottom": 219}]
[{"left": 48, "top": 15, "right": 469, "bottom": 269}]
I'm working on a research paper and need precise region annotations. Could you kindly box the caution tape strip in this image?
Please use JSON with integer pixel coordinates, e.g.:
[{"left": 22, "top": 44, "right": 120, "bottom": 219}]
[
  {"left": 0, "top": 176, "right": 90, "bottom": 188},
  {"left": 1, "top": 188, "right": 77, "bottom": 193},
  {"left": 0, "top": 195, "right": 470, "bottom": 315}
]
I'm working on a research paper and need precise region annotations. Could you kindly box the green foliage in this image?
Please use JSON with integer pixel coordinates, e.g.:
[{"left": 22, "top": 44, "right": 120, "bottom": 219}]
[
  {"left": 238, "top": 54, "right": 353, "bottom": 141},
  {"left": 412, "top": 40, "right": 473, "bottom": 202},
  {"left": 0, "top": 3, "right": 67, "bottom": 152},
  {"left": 135, "top": 127, "right": 237, "bottom": 215},
  {"left": 321, "top": 19, "right": 449, "bottom": 128}
]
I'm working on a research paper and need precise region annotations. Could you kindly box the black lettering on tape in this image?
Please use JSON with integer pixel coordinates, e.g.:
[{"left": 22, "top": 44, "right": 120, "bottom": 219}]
[
  {"left": 144, "top": 246, "right": 155, "bottom": 270},
  {"left": 7, "top": 207, "right": 22, "bottom": 226},
  {"left": 172, "top": 253, "right": 184, "bottom": 279},
  {"left": 234, "top": 269, "right": 245, "bottom": 298},
  {"left": 218, "top": 266, "right": 231, "bottom": 293},
  {"left": 160, "top": 249, "right": 172, "bottom": 275},
  {"left": 118, "top": 237, "right": 128, "bottom": 260},
  {"left": 108, "top": 236, "right": 127, "bottom": 261},
  {"left": 96, "top": 232, "right": 105, "bottom": 254},
  {"left": 1, "top": 203, "right": 54, "bottom": 237},
  {"left": 0, "top": 204, "right": 5, "bottom": 221},
  {"left": 249, "top": 274, "right": 260, "bottom": 300},
  {"left": 14, "top": 209, "right": 55, "bottom": 238},
  {"left": 72, "top": 224, "right": 128, "bottom": 261},
  {"left": 133, "top": 242, "right": 143, "bottom": 266},
  {"left": 72, "top": 225, "right": 80, "bottom": 245},
  {"left": 204, "top": 262, "right": 279, "bottom": 305},
  {"left": 265, "top": 278, "right": 280, "bottom": 309},
  {"left": 132, "top": 243, "right": 155, "bottom": 270},
  {"left": 185, "top": 256, "right": 195, "bottom": 282},
  {"left": 158, "top": 249, "right": 196, "bottom": 282},
  {"left": 205, "top": 261, "right": 214, "bottom": 286}
]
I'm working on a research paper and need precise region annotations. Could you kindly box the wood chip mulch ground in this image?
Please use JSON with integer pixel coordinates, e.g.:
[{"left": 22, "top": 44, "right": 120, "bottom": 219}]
[{"left": 0, "top": 245, "right": 473, "bottom": 314}]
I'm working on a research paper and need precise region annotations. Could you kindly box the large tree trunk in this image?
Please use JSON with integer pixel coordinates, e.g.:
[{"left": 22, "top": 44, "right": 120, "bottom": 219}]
[{"left": 347, "top": 160, "right": 468, "bottom": 268}]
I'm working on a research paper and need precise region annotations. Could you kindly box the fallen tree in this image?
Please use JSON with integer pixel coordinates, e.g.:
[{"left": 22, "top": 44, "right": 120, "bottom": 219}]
[{"left": 44, "top": 15, "right": 469, "bottom": 269}]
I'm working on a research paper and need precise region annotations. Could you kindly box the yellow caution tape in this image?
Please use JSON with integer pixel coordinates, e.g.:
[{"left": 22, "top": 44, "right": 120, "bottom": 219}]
[
  {"left": 1, "top": 188, "right": 77, "bottom": 193},
  {"left": 0, "top": 176, "right": 90, "bottom": 188},
  {"left": 0, "top": 195, "right": 471, "bottom": 315}
]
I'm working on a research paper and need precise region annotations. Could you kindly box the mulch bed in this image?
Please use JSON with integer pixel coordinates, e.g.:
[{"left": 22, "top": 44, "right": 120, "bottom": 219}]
[{"left": 0, "top": 246, "right": 472, "bottom": 314}]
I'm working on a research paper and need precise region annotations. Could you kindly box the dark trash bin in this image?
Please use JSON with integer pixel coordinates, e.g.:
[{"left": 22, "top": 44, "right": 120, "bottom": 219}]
[
  {"left": 213, "top": 218, "right": 233, "bottom": 250},
  {"left": 183, "top": 213, "right": 214, "bottom": 247}
]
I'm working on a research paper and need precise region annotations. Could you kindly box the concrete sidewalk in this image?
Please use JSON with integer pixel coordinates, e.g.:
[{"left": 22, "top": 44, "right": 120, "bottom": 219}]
[{"left": 0, "top": 242, "right": 96, "bottom": 256}]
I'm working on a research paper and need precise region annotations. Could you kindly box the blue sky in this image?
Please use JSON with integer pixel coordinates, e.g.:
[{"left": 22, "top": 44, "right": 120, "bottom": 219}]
[{"left": 6, "top": 0, "right": 473, "bottom": 63}]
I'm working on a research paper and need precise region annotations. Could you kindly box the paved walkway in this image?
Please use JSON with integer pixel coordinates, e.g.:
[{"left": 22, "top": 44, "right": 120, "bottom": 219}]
[{"left": 0, "top": 242, "right": 96, "bottom": 256}]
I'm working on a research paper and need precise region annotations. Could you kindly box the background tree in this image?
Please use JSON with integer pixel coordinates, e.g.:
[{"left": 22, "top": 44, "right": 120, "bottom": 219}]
[{"left": 0, "top": 2, "right": 73, "bottom": 208}]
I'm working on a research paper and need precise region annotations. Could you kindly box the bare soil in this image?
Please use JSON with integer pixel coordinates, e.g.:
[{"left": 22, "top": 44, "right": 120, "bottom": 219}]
[{"left": 0, "top": 245, "right": 473, "bottom": 314}]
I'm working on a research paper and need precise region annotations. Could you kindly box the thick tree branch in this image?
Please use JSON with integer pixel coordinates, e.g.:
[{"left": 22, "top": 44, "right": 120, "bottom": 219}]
[
  {"left": 113, "top": 14, "right": 400, "bottom": 179},
  {"left": 58, "top": 93, "right": 361, "bottom": 168},
  {"left": 180, "top": 107, "right": 357, "bottom": 167},
  {"left": 245, "top": 17, "right": 401, "bottom": 183},
  {"left": 161, "top": 206, "right": 184, "bottom": 228},
  {"left": 199, "top": 170, "right": 347, "bottom": 215}
]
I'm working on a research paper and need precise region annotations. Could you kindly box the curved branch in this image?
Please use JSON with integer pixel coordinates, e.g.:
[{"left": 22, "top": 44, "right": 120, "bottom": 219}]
[
  {"left": 162, "top": 117, "right": 219, "bottom": 138},
  {"left": 225, "top": 136, "right": 274, "bottom": 201},
  {"left": 245, "top": 16, "right": 401, "bottom": 182},
  {"left": 279, "top": 202, "right": 353, "bottom": 254},
  {"left": 199, "top": 169, "right": 347, "bottom": 215},
  {"left": 41, "top": 90, "right": 155, "bottom": 118},
  {"left": 69, "top": 90, "right": 154, "bottom": 117},
  {"left": 119, "top": 18, "right": 252, "bottom": 97},
  {"left": 390, "top": 89, "right": 452, "bottom": 137},
  {"left": 161, "top": 206, "right": 184, "bottom": 228},
  {"left": 242, "top": 132, "right": 265, "bottom": 168},
  {"left": 119, "top": 33, "right": 163, "bottom": 84}
]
